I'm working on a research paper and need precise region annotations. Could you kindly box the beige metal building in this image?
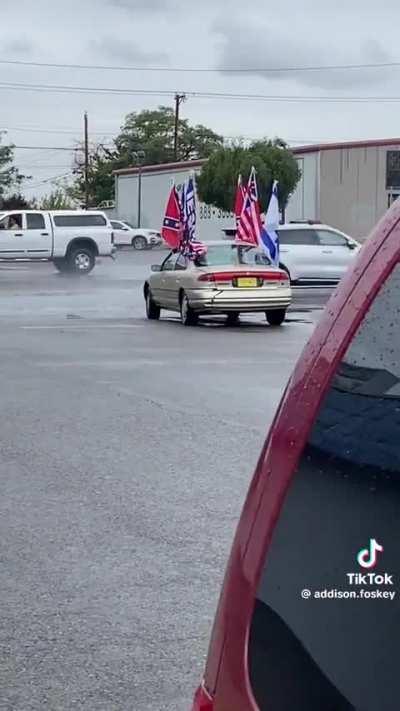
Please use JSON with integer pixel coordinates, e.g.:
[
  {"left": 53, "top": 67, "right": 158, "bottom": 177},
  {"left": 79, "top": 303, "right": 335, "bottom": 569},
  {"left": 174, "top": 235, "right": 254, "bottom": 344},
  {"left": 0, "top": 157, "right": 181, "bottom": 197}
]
[
  {"left": 287, "top": 138, "right": 400, "bottom": 239},
  {"left": 114, "top": 138, "right": 400, "bottom": 241}
]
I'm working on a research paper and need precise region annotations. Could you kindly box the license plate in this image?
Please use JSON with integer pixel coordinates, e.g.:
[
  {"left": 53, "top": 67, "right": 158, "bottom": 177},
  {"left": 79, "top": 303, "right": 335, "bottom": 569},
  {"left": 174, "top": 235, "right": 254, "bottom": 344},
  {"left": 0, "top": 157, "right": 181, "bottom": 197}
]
[{"left": 235, "top": 277, "right": 258, "bottom": 288}]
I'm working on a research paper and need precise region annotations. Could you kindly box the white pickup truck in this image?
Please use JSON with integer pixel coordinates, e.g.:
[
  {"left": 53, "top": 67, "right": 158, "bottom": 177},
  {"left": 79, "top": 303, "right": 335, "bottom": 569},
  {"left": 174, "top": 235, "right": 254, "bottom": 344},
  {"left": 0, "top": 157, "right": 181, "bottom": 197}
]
[{"left": 0, "top": 210, "right": 115, "bottom": 274}]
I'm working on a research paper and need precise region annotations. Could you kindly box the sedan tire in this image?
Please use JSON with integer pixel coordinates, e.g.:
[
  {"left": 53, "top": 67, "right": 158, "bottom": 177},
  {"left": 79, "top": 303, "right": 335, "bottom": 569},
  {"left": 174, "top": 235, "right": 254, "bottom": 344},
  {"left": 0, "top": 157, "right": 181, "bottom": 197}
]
[
  {"left": 180, "top": 293, "right": 198, "bottom": 326},
  {"left": 145, "top": 290, "right": 161, "bottom": 320},
  {"left": 226, "top": 312, "right": 240, "bottom": 326},
  {"left": 266, "top": 309, "right": 286, "bottom": 326}
]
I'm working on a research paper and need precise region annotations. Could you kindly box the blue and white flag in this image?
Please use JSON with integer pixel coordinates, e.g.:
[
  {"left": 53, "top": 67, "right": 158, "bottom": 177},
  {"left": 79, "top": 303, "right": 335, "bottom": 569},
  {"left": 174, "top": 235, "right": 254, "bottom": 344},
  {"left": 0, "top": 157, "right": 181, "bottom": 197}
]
[
  {"left": 182, "top": 176, "right": 196, "bottom": 243},
  {"left": 260, "top": 180, "right": 280, "bottom": 266}
]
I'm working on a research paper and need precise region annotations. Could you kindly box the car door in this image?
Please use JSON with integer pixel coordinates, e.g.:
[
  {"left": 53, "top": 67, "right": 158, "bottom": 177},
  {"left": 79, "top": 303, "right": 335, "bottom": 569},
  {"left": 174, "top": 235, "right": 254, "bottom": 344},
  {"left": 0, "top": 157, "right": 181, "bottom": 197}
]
[
  {"left": 0, "top": 213, "right": 26, "bottom": 257},
  {"left": 161, "top": 253, "right": 187, "bottom": 310},
  {"left": 24, "top": 213, "right": 52, "bottom": 258},
  {"left": 152, "top": 253, "right": 177, "bottom": 307},
  {"left": 111, "top": 220, "right": 129, "bottom": 246},
  {"left": 278, "top": 228, "right": 320, "bottom": 281},
  {"left": 314, "top": 229, "right": 356, "bottom": 280}
]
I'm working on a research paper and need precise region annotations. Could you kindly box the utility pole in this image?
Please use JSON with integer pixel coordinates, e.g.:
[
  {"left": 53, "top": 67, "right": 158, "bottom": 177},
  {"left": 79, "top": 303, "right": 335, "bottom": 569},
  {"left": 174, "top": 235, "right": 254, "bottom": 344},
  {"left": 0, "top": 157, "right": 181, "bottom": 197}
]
[
  {"left": 84, "top": 111, "right": 89, "bottom": 210},
  {"left": 173, "top": 94, "right": 186, "bottom": 161}
]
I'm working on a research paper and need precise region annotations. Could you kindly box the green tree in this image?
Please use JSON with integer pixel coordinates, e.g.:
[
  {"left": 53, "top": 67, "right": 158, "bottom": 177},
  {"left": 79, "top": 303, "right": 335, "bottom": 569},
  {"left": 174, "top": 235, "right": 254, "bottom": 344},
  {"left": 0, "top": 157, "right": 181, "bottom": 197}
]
[
  {"left": 116, "top": 106, "right": 223, "bottom": 165},
  {"left": 197, "top": 139, "right": 302, "bottom": 213},
  {"left": 40, "top": 189, "right": 74, "bottom": 210},
  {"left": 70, "top": 107, "right": 224, "bottom": 206},
  {"left": 0, "top": 138, "right": 27, "bottom": 207},
  {"left": 0, "top": 193, "right": 36, "bottom": 210}
]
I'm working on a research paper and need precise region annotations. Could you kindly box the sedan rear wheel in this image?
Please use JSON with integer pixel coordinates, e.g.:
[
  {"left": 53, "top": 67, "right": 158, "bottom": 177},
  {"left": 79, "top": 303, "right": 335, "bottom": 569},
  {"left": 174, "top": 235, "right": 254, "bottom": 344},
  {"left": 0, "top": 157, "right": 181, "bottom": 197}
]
[
  {"left": 180, "top": 293, "right": 198, "bottom": 326},
  {"left": 266, "top": 309, "right": 286, "bottom": 326},
  {"left": 226, "top": 312, "right": 240, "bottom": 326},
  {"left": 146, "top": 290, "right": 160, "bottom": 320}
]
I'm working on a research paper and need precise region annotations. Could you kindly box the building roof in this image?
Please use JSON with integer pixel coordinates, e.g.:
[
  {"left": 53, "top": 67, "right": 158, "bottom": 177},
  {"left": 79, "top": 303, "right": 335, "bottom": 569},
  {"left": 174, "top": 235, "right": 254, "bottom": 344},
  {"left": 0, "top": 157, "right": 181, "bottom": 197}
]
[
  {"left": 113, "top": 159, "right": 205, "bottom": 177},
  {"left": 113, "top": 138, "right": 400, "bottom": 177},
  {"left": 293, "top": 137, "right": 400, "bottom": 155}
]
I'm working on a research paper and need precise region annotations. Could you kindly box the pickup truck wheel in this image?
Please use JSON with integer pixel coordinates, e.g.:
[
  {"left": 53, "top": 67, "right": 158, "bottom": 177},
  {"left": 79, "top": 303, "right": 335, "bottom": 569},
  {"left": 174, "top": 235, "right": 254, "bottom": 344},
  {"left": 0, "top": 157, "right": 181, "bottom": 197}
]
[
  {"left": 68, "top": 247, "right": 96, "bottom": 274},
  {"left": 53, "top": 258, "right": 69, "bottom": 273},
  {"left": 132, "top": 235, "right": 148, "bottom": 250}
]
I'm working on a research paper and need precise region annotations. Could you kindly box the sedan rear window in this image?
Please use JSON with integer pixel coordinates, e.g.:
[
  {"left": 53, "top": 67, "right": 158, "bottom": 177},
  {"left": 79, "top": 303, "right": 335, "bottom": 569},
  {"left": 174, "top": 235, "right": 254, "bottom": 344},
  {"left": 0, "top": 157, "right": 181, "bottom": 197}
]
[{"left": 195, "top": 245, "right": 270, "bottom": 267}]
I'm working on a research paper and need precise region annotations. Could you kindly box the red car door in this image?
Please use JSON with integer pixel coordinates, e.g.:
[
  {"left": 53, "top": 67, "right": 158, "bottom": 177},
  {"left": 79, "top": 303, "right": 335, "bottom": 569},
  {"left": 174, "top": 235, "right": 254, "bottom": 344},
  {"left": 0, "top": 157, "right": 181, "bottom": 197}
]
[{"left": 193, "top": 199, "right": 400, "bottom": 710}]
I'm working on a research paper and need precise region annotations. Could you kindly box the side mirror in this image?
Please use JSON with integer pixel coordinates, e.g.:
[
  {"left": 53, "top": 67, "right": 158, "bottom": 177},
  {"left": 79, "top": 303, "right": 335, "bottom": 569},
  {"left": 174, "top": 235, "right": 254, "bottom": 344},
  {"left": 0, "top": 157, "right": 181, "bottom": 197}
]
[
  {"left": 347, "top": 241, "right": 357, "bottom": 250},
  {"left": 0, "top": 223, "right": 5, "bottom": 230},
  {"left": 151, "top": 264, "right": 161, "bottom": 272}
]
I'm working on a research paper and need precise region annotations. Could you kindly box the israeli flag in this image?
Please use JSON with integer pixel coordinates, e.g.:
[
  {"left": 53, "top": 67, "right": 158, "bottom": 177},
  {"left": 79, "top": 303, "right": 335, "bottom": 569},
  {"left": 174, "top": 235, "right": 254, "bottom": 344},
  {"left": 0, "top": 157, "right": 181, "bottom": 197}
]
[{"left": 260, "top": 180, "right": 280, "bottom": 266}]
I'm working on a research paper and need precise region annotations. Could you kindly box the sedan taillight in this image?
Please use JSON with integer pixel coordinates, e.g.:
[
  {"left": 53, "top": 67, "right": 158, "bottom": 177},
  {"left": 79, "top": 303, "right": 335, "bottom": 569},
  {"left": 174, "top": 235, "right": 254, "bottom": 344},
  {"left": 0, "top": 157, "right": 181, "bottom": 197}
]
[
  {"left": 191, "top": 684, "right": 214, "bottom": 710},
  {"left": 198, "top": 270, "right": 289, "bottom": 283}
]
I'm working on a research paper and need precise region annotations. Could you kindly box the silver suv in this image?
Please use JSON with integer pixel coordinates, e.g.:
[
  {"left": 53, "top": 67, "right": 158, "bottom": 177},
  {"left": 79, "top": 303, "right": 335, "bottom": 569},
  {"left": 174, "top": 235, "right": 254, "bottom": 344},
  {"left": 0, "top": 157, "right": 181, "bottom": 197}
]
[{"left": 277, "top": 223, "right": 360, "bottom": 284}]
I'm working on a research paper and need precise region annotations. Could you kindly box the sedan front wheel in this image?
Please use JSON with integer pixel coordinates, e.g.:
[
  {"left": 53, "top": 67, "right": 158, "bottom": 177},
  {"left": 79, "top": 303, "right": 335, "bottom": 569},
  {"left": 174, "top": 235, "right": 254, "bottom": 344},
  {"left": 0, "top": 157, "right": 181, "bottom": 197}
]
[{"left": 146, "top": 290, "right": 161, "bottom": 320}]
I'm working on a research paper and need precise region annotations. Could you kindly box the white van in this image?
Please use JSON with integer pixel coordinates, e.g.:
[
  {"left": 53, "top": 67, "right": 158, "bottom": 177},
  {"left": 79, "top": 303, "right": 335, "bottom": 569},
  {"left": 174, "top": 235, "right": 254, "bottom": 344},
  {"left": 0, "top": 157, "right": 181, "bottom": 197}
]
[{"left": 0, "top": 210, "right": 115, "bottom": 274}]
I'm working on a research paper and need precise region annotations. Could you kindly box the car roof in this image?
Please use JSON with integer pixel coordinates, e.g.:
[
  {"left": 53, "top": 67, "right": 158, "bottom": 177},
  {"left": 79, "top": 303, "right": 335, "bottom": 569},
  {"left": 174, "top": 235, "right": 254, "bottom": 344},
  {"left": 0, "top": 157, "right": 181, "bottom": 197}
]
[
  {"left": 0, "top": 209, "right": 107, "bottom": 216},
  {"left": 278, "top": 222, "right": 349, "bottom": 234},
  {"left": 202, "top": 240, "right": 262, "bottom": 247}
]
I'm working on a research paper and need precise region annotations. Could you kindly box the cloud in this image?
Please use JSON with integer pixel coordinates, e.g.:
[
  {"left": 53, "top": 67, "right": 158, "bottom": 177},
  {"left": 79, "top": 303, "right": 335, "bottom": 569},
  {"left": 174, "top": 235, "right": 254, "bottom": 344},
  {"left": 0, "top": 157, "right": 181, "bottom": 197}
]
[
  {"left": 92, "top": 37, "right": 168, "bottom": 65},
  {"left": 108, "top": 0, "right": 177, "bottom": 12},
  {"left": 214, "top": 20, "right": 393, "bottom": 90},
  {"left": 0, "top": 38, "right": 36, "bottom": 57}
]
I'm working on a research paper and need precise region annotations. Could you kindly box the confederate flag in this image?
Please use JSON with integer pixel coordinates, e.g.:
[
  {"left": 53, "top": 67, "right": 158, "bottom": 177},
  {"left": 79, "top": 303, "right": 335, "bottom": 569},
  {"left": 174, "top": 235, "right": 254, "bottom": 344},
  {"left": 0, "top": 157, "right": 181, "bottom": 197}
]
[{"left": 162, "top": 185, "right": 183, "bottom": 249}]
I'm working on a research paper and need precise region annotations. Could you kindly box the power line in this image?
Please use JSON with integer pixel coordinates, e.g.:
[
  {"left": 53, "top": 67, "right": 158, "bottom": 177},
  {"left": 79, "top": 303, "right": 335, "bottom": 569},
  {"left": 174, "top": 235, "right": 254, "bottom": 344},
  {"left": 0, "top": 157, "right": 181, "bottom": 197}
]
[
  {"left": 13, "top": 144, "right": 76, "bottom": 151},
  {"left": 1, "top": 57, "right": 400, "bottom": 74},
  {"left": 2, "top": 80, "right": 400, "bottom": 103},
  {"left": 7, "top": 125, "right": 117, "bottom": 136},
  {"left": 22, "top": 172, "right": 73, "bottom": 190}
]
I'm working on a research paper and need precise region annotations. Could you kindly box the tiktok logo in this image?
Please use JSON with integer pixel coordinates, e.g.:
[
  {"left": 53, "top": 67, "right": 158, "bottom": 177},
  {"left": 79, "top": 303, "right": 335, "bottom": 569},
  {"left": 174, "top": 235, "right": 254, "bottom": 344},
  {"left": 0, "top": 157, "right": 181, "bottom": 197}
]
[{"left": 357, "top": 539, "right": 384, "bottom": 569}]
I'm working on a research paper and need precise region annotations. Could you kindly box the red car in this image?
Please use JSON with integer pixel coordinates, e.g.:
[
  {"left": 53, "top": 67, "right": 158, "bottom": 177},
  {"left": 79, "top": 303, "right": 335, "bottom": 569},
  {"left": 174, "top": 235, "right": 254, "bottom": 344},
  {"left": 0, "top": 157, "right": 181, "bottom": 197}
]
[{"left": 192, "top": 199, "right": 400, "bottom": 711}]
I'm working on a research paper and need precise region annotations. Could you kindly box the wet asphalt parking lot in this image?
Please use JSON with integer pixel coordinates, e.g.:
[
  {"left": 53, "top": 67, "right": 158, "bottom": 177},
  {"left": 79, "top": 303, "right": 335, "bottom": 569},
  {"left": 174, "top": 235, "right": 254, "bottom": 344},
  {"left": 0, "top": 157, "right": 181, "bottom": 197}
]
[{"left": 0, "top": 249, "right": 334, "bottom": 710}]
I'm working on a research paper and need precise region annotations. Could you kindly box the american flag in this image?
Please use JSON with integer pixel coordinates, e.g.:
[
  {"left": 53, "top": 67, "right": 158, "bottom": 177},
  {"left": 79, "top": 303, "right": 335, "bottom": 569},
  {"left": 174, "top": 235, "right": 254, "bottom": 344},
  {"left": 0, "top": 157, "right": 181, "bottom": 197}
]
[
  {"left": 236, "top": 167, "right": 262, "bottom": 246},
  {"left": 234, "top": 174, "right": 245, "bottom": 228},
  {"left": 188, "top": 240, "right": 208, "bottom": 256}
]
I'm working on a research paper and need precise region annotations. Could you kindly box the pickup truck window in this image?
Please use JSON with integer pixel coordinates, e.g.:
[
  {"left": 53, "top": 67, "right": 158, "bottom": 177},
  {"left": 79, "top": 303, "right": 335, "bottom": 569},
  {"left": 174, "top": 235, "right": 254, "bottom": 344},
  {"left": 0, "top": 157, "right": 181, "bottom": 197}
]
[
  {"left": 53, "top": 214, "right": 107, "bottom": 227},
  {"left": 27, "top": 214, "right": 46, "bottom": 230}
]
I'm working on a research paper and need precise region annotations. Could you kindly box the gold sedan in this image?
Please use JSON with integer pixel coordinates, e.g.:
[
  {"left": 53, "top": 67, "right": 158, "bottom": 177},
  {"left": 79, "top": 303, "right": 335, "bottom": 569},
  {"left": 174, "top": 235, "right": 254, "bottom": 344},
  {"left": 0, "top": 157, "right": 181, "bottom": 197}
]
[{"left": 144, "top": 241, "right": 292, "bottom": 326}]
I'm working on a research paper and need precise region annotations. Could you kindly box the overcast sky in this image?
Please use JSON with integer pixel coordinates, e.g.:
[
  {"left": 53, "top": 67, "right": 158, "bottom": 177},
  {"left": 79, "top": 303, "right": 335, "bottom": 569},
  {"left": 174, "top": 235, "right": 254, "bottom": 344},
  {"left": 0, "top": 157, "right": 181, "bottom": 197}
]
[{"left": 1, "top": 0, "right": 400, "bottom": 197}]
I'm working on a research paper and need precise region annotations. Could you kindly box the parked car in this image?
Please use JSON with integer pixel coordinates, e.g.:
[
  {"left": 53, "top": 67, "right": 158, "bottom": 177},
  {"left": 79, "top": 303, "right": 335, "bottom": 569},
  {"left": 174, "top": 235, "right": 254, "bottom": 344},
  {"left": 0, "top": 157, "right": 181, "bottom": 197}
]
[
  {"left": 191, "top": 200, "right": 400, "bottom": 710},
  {"left": 110, "top": 220, "right": 163, "bottom": 250},
  {"left": 144, "top": 241, "right": 291, "bottom": 327},
  {"left": 0, "top": 210, "right": 114, "bottom": 274},
  {"left": 223, "top": 223, "right": 360, "bottom": 283}
]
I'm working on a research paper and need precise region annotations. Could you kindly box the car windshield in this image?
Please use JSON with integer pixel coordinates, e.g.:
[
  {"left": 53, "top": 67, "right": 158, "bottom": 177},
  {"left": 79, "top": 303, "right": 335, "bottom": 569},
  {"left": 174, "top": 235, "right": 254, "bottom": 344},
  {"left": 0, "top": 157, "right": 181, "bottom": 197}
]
[
  {"left": 195, "top": 244, "right": 271, "bottom": 267},
  {"left": 123, "top": 221, "right": 135, "bottom": 229}
]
